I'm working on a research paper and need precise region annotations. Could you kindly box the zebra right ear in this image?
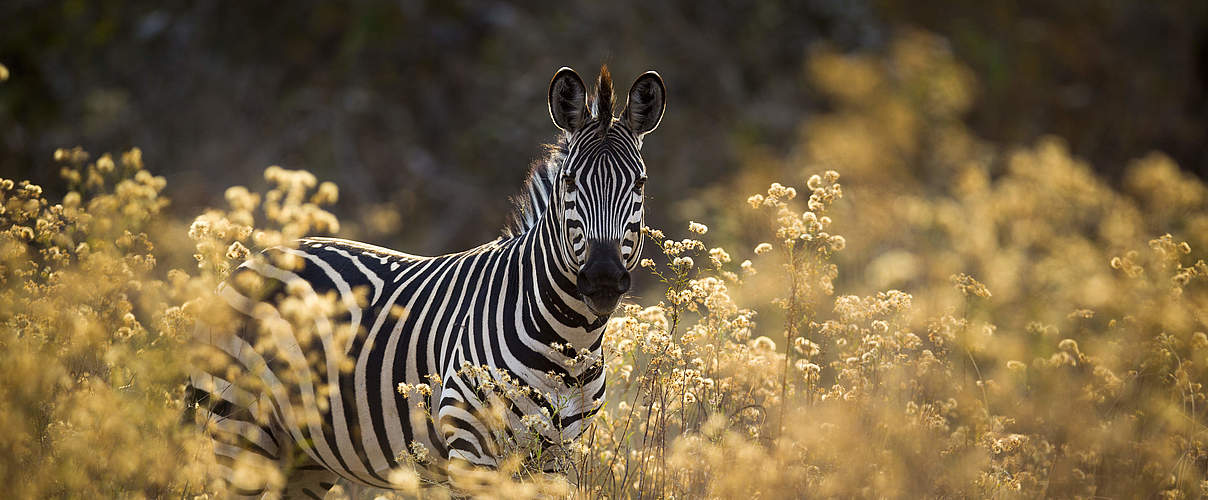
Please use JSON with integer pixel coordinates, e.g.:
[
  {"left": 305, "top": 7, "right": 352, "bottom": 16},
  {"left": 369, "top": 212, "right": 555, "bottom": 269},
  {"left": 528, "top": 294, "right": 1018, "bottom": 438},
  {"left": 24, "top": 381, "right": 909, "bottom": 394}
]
[
  {"left": 549, "top": 67, "right": 588, "bottom": 134},
  {"left": 623, "top": 71, "right": 665, "bottom": 137}
]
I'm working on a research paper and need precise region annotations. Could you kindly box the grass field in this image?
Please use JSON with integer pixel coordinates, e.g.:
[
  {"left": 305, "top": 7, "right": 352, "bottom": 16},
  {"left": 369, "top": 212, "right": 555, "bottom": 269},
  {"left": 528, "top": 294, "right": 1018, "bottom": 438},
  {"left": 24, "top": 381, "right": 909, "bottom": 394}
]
[{"left": 1, "top": 34, "right": 1206, "bottom": 499}]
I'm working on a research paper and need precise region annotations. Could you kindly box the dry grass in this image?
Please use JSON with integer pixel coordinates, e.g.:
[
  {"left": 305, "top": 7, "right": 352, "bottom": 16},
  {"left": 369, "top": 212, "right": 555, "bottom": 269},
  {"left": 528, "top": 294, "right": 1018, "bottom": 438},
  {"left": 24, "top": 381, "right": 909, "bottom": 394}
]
[{"left": 1, "top": 32, "right": 1206, "bottom": 499}]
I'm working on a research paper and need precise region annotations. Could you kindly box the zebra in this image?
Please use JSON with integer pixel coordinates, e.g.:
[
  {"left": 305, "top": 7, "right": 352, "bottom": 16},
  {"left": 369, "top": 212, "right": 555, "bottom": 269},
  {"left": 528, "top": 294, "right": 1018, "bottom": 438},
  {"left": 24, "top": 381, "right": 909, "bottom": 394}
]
[{"left": 187, "top": 65, "right": 666, "bottom": 498}]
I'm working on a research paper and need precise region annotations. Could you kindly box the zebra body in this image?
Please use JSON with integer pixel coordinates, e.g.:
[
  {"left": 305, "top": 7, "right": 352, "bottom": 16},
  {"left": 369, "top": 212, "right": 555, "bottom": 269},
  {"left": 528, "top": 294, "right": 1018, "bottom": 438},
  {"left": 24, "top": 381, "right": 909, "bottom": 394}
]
[{"left": 189, "top": 66, "right": 666, "bottom": 496}]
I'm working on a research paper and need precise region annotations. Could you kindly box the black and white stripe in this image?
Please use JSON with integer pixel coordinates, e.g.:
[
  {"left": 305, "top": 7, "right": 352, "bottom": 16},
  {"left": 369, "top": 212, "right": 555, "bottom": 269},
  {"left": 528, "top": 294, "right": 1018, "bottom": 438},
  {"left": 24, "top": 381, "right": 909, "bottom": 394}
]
[{"left": 188, "top": 66, "right": 665, "bottom": 497}]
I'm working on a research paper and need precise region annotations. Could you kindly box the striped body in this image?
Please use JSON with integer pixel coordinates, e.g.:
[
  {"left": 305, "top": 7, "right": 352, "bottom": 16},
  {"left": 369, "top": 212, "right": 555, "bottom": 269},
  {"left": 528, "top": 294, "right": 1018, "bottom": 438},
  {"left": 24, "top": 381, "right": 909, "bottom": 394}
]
[{"left": 189, "top": 66, "right": 665, "bottom": 497}]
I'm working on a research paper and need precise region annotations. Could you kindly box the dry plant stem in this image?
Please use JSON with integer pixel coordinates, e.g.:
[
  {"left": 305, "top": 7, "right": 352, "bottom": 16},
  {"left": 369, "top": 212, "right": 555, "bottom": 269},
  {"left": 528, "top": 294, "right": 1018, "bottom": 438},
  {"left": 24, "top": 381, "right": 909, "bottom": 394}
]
[
  {"left": 634, "top": 300, "right": 681, "bottom": 500},
  {"left": 1169, "top": 339, "right": 1200, "bottom": 486},
  {"left": 962, "top": 298, "right": 991, "bottom": 419},
  {"left": 778, "top": 244, "right": 800, "bottom": 442}
]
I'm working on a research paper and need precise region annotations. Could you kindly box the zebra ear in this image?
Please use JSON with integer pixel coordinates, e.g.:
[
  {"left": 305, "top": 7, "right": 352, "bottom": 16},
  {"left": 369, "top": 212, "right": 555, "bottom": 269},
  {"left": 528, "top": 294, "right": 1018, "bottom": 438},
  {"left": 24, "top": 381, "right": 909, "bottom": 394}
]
[
  {"left": 548, "top": 67, "right": 588, "bottom": 133},
  {"left": 623, "top": 71, "right": 666, "bottom": 137}
]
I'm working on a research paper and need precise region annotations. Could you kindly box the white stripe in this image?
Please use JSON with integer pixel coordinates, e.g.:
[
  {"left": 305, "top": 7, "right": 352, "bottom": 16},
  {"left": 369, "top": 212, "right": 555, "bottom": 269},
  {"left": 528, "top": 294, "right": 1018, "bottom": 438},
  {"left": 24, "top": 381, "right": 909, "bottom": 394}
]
[
  {"left": 223, "top": 262, "right": 363, "bottom": 479},
  {"left": 323, "top": 245, "right": 386, "bottom": 303}
]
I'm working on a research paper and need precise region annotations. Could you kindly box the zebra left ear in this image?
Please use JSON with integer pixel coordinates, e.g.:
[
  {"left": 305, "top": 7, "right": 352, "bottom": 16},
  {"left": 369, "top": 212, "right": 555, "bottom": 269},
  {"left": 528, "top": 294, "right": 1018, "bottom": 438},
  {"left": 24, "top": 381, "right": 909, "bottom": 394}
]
[
  {"left": 623, "top": 71, "right": 666, "bottom": 137},
  {"left": 549, "top": 67, "right": 589, "bottom": 134}
]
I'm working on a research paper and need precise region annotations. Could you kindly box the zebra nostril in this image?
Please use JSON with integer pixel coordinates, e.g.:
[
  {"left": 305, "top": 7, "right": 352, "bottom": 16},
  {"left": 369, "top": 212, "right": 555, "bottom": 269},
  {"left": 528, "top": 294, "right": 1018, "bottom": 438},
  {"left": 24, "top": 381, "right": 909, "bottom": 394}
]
[
  {"left": 577, "top": 272, "right": 594, "bottom": 294},
  {"left": 578, "top": 265, "right": 628, "bottom": 297}
]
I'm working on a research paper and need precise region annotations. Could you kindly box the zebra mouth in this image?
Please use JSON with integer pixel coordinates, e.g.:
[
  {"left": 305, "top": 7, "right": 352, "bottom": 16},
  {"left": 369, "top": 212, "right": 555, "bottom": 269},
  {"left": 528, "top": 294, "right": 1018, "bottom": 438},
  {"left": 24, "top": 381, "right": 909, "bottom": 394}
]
[{"left": 583, "top": 292, "right": 622, "bottom": 317}]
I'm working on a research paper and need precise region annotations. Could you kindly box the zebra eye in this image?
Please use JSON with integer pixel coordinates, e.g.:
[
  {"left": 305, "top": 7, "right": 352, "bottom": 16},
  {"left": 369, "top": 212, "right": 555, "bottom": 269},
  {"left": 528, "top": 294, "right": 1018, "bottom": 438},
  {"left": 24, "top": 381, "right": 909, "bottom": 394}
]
[
  {"left": 563, "top": 176, "right": 576, "bottom": 193},
  {"left": 633, "top": 177, "right": 647, "bottom": 192}
]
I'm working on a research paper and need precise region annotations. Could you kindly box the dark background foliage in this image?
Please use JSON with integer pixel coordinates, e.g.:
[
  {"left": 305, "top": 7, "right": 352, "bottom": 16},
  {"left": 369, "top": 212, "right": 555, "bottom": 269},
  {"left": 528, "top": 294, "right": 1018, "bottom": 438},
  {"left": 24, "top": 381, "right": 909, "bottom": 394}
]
[{"left": 1, "top": 0, "right": 1205, "bottom": 253}]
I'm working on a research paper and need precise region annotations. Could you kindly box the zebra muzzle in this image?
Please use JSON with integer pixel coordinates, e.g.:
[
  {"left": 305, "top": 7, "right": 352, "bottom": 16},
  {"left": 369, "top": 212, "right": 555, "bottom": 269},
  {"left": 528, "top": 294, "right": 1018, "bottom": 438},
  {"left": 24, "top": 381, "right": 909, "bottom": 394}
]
[{"left": 577, "top": 242, "right": 630, "bottom": 316}]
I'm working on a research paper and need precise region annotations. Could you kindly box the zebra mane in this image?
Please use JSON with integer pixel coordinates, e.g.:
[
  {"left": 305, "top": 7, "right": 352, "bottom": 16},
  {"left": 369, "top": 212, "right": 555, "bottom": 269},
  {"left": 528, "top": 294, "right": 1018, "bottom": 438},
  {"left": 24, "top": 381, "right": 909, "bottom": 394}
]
[
  {"left": 502, "top": 139, "right": 567, "bottom": 237},
  {"left": 592, "top": 65, "right": 614, "bottom": 137}
]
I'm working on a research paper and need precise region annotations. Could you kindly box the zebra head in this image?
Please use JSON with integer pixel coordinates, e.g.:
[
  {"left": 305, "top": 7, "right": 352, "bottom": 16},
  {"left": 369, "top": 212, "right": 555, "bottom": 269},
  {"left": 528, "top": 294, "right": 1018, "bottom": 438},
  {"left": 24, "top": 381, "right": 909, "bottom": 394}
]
[{"left": 547, "top": 66, "right": 666, "bottom": 317}]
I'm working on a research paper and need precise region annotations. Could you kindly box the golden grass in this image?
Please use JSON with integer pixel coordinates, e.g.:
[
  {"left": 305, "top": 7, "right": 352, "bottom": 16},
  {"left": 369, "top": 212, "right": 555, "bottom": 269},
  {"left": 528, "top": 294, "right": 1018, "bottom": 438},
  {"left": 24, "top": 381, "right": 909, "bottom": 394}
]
[{"left": 1, "top": 32, "right": 1206, "bottom": 498}]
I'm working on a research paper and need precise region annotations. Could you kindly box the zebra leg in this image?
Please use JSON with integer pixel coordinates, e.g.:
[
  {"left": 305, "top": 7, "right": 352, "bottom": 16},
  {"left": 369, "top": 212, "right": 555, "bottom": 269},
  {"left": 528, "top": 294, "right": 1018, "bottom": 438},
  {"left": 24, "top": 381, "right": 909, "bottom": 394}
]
[
  {"left": 187, "top": 373, "right": 288, "bottom": 498},
  {"left": 436, "top": 384, "right": 499, "bottom": 469},
  {"left": 278, "top": 458, "right": 340, "bottom": 500}
]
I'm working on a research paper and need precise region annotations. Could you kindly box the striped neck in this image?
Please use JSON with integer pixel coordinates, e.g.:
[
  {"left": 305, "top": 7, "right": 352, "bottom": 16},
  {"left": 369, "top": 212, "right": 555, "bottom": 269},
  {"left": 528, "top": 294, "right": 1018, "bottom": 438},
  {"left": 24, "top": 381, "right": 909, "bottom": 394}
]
[{"left": 521, "top": 191, "right": 609, "bottom": 350}]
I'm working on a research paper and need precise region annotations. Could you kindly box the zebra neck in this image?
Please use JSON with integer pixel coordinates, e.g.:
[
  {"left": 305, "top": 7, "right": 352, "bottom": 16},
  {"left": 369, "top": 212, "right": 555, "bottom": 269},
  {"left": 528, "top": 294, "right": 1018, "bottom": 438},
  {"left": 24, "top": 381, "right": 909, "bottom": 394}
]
[{"left": 519, "top": 206, "right": 609, "bottom": 352}]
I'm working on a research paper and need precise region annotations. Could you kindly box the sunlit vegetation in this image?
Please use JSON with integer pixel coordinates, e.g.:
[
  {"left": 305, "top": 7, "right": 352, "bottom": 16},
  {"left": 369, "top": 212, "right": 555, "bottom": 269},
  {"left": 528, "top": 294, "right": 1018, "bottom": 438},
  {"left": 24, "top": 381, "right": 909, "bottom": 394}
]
[{"left": 1, "top": 31, "right": 1206, "bottom": 498}]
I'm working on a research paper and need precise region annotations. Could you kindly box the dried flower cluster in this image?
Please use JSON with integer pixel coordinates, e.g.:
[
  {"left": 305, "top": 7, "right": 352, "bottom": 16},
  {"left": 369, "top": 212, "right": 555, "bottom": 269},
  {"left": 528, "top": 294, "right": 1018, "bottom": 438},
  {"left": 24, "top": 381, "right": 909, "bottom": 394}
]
[
  {"left": 3, "top": 32, "right": 1208, "bottom": 498},
  {"left": 0, "top": 148, "right": 207, "bottom": 497}
]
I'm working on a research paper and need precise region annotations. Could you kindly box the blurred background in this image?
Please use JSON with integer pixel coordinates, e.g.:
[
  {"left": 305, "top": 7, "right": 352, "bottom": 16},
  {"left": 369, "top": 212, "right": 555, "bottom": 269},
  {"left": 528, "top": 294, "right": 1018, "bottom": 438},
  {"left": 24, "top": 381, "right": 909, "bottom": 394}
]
[
  {"left": 1, "top": 0, "right": 1205, "bottom": 256},
  {"left": 4, "top": 5, "right": 1208, "bottom": 496}
]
